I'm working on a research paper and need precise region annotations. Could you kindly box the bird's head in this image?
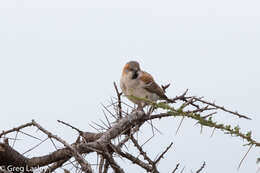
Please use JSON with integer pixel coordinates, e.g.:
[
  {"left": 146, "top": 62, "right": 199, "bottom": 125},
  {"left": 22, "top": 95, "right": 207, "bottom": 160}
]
[{"left": 122, "top": 61, "right": 141, "bottom": 79}]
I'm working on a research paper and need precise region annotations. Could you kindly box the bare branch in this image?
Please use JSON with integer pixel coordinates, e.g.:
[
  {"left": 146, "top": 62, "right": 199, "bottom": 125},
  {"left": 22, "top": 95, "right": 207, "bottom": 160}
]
[
  {"left": 110, "top": 144, "right": 153, "bottom": 172},
  {"left": 31, "top": 120, "right": 93, "bottom": 173},
  {"left": 57, "top": 120, "right": 83, "bottom": 134},
  {"left": 101, "top": 148, "right": 125, "bottom": 173},
  {"left": 0, "top": 122, "right": 34, "bottom": 138},
  {"left": 130, "top": 136, "right": 154, "bottom": 166},
  {"left": 0, "top": 86, "right": 256, "bottom": 173}
]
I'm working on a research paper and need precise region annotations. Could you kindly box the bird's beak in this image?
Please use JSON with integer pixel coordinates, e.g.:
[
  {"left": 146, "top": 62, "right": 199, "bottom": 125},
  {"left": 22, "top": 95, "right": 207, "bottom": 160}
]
[{"left": 131, "top": 69, "right": 139, "bottom": 79}]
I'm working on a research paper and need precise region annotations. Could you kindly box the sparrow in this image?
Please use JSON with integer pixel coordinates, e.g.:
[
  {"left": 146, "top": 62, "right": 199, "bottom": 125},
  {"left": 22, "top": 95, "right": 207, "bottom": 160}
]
[{"left": 120, "top": 61, "right": 171, "bottom": 109}]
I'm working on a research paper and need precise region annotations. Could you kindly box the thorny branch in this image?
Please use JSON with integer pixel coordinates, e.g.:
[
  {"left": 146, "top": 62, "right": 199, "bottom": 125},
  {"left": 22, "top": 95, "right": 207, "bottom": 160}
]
[
  {"left": 0, "top": 84, "right": 258, "bottom": 173},
  {"left": 31, "top": 120, "right": 93, "bottom": 173}
]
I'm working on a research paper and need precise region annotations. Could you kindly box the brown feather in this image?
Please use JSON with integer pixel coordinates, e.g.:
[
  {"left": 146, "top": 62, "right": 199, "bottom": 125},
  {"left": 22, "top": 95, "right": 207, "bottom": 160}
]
[{"left": 141, "top": 71, "right": 169, "bottom": 100}]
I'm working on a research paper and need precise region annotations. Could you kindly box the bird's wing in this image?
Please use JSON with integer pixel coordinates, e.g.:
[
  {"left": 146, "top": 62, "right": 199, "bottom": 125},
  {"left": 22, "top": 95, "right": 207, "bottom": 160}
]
[{"left": 140, "top": 71, "right": 168, "bottom": 100}]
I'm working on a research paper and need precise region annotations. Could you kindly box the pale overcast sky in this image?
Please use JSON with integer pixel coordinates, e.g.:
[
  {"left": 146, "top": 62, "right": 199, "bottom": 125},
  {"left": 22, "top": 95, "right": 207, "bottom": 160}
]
[{"left": 0, "top": 0, "right": 260, "bottom": 172}]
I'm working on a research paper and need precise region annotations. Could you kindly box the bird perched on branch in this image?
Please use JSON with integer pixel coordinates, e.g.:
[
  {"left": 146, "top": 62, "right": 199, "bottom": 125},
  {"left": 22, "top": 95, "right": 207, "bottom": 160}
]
[{"left": 120, "top": 61, "right": 171, "bottom": 109}]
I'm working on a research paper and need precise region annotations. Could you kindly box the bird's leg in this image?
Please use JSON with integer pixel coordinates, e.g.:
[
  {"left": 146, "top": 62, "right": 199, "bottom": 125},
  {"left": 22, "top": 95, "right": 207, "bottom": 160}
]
[{"left": 137, "top": 103, "right": 144, "bottom": 112}]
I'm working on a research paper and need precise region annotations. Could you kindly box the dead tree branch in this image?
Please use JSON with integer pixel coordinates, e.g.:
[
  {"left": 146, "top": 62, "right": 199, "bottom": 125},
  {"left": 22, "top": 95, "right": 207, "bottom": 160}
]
[{"left": 0, "top": 84, "right": 258, "bottom": 173}]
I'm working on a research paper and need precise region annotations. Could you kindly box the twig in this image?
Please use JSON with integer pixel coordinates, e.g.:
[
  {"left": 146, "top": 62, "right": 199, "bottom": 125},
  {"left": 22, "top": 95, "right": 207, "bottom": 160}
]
[
  {"left": 161, "top": 83, "right": 171, "bottom": 92},
  {"left": 147, "top": 111, "right": 260, "bottom": 147},
  {"left": 0, "top": 122, "right": 34, "bottom": 138},
  {"left": 196, "top": 161, "right": 206, "bottom": 173},
  {"left": 57, "top": 120, "right": 83, "bottom": 134},
  {"left": 110, "top": 144, "right": 152, "bottom": 172},
  {"left": 130, "top": 136, "right": 153, "bottom": 166},
  {"left": 193, "top": 97, "right": 251, "bottom": 120},
  {"left": 171, "top": 89, "right": 189, "bottom": 102},
  {"left": 154, "top": 142, "right": 173, "bottom": 164},
  {"left": 113, "top": 82, "right": 123, "bottom": 118},
  {"left": 130, "top": 135, "right": 159, "bottom": 173},
  {"left": 172, "top": 163, "right": 180, "bottom": 173}
]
